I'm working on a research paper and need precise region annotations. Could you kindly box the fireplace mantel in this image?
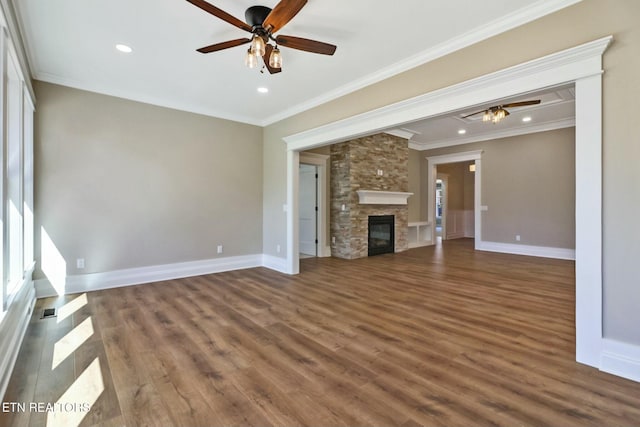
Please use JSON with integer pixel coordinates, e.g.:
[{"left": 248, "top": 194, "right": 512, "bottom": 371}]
[{"left": 356, "top": 190, "right": 413, "bottom": 205}]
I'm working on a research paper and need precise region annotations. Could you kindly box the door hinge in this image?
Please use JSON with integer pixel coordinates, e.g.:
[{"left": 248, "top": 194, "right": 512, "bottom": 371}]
[
  {"left": 315, "top": 206, "right": 318, "bottom": 211},
  {"left": 315, "top": 173, "right": 318, "bottom": 179},
  {"left": 315, "top": 239, "right": 318, "bottom": 244}
]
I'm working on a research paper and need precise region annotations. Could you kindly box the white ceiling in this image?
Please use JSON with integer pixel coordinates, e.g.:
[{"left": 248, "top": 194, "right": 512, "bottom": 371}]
[
  {"left": 14, "top": 0, "right": 579, "bottom": 126},
  {"left": 400, "top": 85, "right": 575, "bottom": 150}
]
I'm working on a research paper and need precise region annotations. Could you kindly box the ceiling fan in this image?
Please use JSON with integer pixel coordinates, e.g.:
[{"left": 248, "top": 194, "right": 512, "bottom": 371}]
[
  {"left": 185, "top": 0, "right": 337, "bottom": 74},
  {"left": 462, "top": 100, "right": 541, "bottom": 123}
]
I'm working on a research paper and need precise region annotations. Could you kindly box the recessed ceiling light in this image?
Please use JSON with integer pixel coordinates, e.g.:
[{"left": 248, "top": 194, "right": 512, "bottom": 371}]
[
  {"left": 115, "top": 44, "right": 132, "bottom": 53},
  {"left": 257, "top": 87, "right": 269, "bottom": 94},
  {"left": 458, "top": 129, "right": 467, "bottom": 135},
  {"left": 522, "top": 116, "right": 532, "bottom": 122}
]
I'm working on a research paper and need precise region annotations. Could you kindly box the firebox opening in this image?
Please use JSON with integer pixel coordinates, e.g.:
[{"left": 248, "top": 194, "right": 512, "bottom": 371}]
[{"left": 368, "top": 215, "right": 395, "bottom": 256}]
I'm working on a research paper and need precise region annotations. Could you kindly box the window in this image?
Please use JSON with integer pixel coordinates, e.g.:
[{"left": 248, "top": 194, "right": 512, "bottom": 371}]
[{"left": 0, "top": 33, "right": 35, "bottom": 312}]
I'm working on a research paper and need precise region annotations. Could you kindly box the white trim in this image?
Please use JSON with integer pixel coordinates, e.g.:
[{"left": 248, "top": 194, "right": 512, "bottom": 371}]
[
  {"left": 320, "top": 245, "right": 332, "bottom": 258},
  {"left": 282, "top": 36, "right": 612, "bottom": 376},
  {"left": 34, "top": 254, "right": 264, "bottom": 298},
  {"left": 601, "top": 339, "right": 640, "bottom": 383},
  {"left": 428, "top": 151, "right": 483, "bottom": 247},
  {"left": 385, "top": 129, "right": 418, "bottom": 140},
  {"left": 262, "top": 254, "right": 288, "bottom": 273},
  {"left": 410, "top": 117, "right": 575, "bottom": 150},
  {"left": 574, "top": 73, "right": 604, "bottom": 367},
  {"left": 286, "top": 150, "right": 300, "bottom": 274},
  {"left": 284, "top": 37, "right": 611, "bottom": 151},
  {"left": 356, "top": 190, "right": 413, "bottom": 205},
  {"left": 262, "top": 0, "right": 582, "bottom": 126},
  {"left": 0, "top": 278, "right": 35, "bottom": 401},
  {"left": 476, "top": 241, "right": 575, "bottom": 260}
]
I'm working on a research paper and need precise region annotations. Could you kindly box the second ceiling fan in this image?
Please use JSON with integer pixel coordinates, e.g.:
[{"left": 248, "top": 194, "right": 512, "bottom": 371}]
[
  {"left": 186, "top": 0, "right": 337, "bottom": 74},
  {"left": 462, "top": 100, "right": 541, "bottom": 124}
]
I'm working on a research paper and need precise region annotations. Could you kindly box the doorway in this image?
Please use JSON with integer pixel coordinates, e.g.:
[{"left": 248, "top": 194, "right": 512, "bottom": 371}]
[
  {"left": 435, "top": 176, "right": 447, "bottom": 242},
  {"left": 298, "top": 164, "right": 318, "bottom": 257},
  {"left": 284, "top": 37, "right": 610, "bottom": 369}
]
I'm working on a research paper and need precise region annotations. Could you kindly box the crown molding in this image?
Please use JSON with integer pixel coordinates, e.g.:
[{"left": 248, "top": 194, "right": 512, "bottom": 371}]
[
  {"left": 263, "top": 0, "right": 583, "bottom": 126},
  {"left": 34, "top": 72, "right": 265, "bottom": 127}
]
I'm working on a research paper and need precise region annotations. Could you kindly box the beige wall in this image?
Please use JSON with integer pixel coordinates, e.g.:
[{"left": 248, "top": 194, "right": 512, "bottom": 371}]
[
  {"left": 262, "top": 0, "right": 640, "bottom": 344},
  {"left": 35, "top": 81, "right": 263, "bottom": 278},
  {"left": 427, "top": 128, "right": 576, "bottom": 249},
  {"left": 437, "top": 162, "right": 469, "bottom": 211}
]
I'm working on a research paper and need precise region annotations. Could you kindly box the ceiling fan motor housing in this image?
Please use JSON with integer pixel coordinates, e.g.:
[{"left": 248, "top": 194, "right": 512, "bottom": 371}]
[{"left": 245, "top": 6, "right": 272, "bottom": 28}]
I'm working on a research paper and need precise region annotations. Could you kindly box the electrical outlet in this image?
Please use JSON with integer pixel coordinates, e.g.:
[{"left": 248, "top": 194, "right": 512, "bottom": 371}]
[
  {"left": 516, "top": 235, "right": 521, "bottom": 242},
  {"left": 217, "top": 245, "right": 223, "bottom": 254},
  {"left": 377, "top": 169, "right": 384, "bottom": 176},
  {"left": 276, "top": 244, "right": 281, "bottom": 253},
  {"left": 332, "top": 236, "right": 336, "bottom": 244},
  {"left": 76, "top": 258, "right": 85, "bottom": 269}
]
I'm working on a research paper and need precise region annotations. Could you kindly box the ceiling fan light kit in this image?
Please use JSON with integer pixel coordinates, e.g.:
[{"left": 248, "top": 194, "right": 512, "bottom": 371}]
[
  {"left": 186, "top": 0, "right": 337, "bottom": 74},
  {"left": 465, "top": 100, "right": 541, "bottom": 124}
]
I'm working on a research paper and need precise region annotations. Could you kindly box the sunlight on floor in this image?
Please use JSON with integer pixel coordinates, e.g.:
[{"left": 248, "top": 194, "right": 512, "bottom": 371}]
[
  {"left": 57, "top": 293, "right": 88, "bottom": 324},
  {"left": 52, "top": 316, "right": 94, "bottom": 370},
  {"left": 46, "top": 357, "right": 104, "bottom": 427}
]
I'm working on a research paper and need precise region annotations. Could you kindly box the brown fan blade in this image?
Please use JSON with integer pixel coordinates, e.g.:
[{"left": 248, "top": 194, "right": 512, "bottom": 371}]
[
  {"left": 501, "top": 100, "right": 541, "bottom": 108},
  {"left": 276, "top": 35, "right": 336, "bottom": 55},
  {"left": 461, "top": 109, "right": 487, "bottom": 119},
  {"left": 262, "top": 0, "right": 307, "bottom": 33},
  {"left": 262, "top": 44, "right": 282, "bottom": 74},
  {"left": 197, "top": 38, "right": 251, "bottom": 53},
  {"left": 185, "top": 0, "right": 252, "bottom": 33}
]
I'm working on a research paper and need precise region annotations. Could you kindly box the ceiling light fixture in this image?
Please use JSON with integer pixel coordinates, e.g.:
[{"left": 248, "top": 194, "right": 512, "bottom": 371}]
[
  {"left": 269, "top": 46, "right": 282, "bottom": 69},
  {"left": 464, "top": 100, "right": 541, "bottom": 124},
  {"left": 250, "top": 35, "right": 266, "bottom": 57},
  {"left": 245, "top": 48, "right": 258, "bottom": 68},
  {"left": 115, "top": 44, "right": 132, "bottom": 53},
  {"left": 458, "top": 129, "right": 466, "bottom": 135},
  {"left": 522, "top": 116, "right": 532, "bottom": 122},
  {"left": 257, "top": 87, "right": 269, "bottom": 94}
]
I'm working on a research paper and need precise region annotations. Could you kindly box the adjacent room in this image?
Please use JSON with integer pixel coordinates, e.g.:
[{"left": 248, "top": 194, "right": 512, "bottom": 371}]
[{"left": 1, "top": 0, "right": 640, "bottom": 426}]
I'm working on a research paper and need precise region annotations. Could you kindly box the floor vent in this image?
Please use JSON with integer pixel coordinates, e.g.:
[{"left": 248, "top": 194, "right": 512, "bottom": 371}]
[{"left": 41, "top": 308, "right": 57, "bottom": 319}]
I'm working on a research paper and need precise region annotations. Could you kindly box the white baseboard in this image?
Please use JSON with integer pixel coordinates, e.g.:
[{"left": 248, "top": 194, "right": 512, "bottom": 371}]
[
  {"left": 35, "top": 254, "right": 264, "bottom": 298},
  {"left": 446, "top": 232, "right": 466, "bottom": 240},
  {"left": 0, "top": 278, "right": 36, "bottom": 401},
  {"left": 601, "top": 339, "right": 640, "bottom": 383},
  {"left": 320, "top": 245, "right": 332, "bottom": 258},
  {"left": 262, "top": 254, "right": 288, "bottom": 273},
  {"left": 476, "top": 240, "right": 576, "bottom": 260}
]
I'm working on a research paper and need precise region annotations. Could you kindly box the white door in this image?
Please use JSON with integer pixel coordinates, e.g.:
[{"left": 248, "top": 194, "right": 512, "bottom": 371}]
[{"left": 299, "top": 164, "right": 317, "bottom": 256}]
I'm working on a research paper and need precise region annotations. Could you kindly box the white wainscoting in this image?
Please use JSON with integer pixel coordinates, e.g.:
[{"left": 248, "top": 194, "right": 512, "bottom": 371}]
[
  {"left": 464, "top": 210, "right": 475, "bottom": 238},
  {"left": 446, "top": 210, "right": 473, "bottom": 240},
  {"left": 0, "top": 278, "right": 36, "bottom": 401}
]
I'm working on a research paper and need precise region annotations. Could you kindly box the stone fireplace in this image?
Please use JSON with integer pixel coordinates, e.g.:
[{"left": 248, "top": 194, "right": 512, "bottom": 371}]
[{"left": 330, "top": 133, "right": 410, "bottom": 259}]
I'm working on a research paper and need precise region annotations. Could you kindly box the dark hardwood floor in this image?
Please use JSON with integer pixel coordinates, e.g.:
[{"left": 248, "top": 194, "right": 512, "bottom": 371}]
[{"left": 3, "top": 239, "right": 640, "bottom": 426}]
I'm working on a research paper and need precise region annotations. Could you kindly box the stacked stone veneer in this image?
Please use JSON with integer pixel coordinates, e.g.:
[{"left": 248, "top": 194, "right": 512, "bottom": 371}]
[{"left": 330, "top": 133, "right": 409, "bottom": 259}]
